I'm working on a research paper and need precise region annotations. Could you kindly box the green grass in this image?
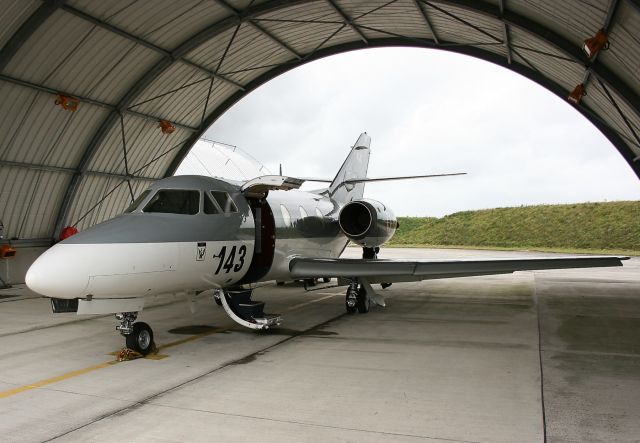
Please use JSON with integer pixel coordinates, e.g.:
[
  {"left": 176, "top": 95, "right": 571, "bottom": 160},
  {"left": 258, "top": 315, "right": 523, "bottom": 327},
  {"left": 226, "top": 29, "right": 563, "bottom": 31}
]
[{"left": 388, "top": 201, "right": 640, "bottom": 255}]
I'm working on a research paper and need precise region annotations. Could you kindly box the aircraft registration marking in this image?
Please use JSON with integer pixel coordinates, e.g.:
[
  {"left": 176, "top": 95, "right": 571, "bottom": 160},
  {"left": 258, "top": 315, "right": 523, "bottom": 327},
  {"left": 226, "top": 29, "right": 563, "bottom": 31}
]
[{"left": 213, "top": 245, "right": 247, "bottom": 274}]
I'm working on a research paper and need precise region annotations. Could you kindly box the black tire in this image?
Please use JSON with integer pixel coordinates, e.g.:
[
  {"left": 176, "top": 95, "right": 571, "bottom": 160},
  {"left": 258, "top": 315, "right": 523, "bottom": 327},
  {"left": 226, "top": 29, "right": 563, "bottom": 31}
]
[
  {"left": 304, "top": 278, "right": 316, "bottom": 287},
  {"left": 345, "top": 287, "right": 357, "bottom": 314},
  {"left": 356, "top": 287, "right": 370, "bottom": 313},
  {"left": 276, "top": 281, "right": 285, "bottom": 286},
  {"left": 126, "top": 322, "right": 154, "bottom": 355},
  {"left": 322, "top": 277, "right": 331, "bottom": 283},
  {"left": 381, "top": 283, "right": 392, "bottom": 289}
]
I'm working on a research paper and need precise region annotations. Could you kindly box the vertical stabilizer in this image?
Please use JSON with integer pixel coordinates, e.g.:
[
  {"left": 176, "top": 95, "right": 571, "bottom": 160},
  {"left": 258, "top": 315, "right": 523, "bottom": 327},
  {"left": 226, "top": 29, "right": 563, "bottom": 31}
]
[{"left": 329, "top": 133, "right": 371, "bottom": 204}]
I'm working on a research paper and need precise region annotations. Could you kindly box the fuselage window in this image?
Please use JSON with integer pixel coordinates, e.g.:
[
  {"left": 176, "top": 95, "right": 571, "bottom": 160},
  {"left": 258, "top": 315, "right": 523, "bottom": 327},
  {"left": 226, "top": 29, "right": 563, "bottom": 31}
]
[
  {"left": 299, "top": 206, "right": 308, "bottom": 219},
  {"left": 211, "top": 191, "right": 238, "bottom": 213},
  {"left": 280, "top": 204, "right": 291, "bottom": 227},
  {"left": 124, "top": 189, "right": 151, "bottom": 213},
  {"left": 143, "top": 190, "right": 200, "bottom": 215},
  {"left": 204, "top": 193, "right": 221, "bottom": 214}
]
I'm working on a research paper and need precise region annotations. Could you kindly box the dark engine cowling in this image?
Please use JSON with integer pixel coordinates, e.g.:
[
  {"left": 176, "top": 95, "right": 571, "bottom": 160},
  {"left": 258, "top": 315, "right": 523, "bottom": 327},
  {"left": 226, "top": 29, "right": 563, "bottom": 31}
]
[{"left": 338, "top": 199, "right": 397, "bottom": 247}]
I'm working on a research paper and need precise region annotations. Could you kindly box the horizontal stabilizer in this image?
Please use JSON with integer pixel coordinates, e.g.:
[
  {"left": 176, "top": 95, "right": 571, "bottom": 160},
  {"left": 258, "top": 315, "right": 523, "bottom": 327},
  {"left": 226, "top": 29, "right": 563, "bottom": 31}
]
[
  {"left": 262, "top": 172, "right": 468, "bottom": 186},
  {"left": 342, "top": 172, "right": 466, "bottom": 184}
]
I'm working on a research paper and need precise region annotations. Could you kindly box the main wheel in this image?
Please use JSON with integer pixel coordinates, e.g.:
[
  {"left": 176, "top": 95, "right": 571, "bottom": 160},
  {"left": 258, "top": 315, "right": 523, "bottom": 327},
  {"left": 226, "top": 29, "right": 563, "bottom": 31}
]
[
  {"left": 126, "top": 322, "right": 154, "bottom": 355},
  {"left": 356, "top": 287, "right": 370, "bottom": 313},
  {"left": 345, "top": 287, "right": 357, "bottom": 314}
]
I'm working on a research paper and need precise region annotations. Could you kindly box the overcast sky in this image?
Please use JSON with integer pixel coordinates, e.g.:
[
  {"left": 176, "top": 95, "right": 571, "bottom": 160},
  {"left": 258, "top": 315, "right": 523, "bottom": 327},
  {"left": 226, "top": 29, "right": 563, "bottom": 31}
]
[{"left": 198, "top": 47, "right": 640, "bottom": 217}]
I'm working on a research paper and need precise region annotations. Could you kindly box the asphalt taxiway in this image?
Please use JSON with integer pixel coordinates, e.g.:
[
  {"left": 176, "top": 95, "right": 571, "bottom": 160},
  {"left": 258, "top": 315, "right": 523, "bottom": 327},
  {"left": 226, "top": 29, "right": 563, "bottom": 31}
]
[{"left": 0, "top": 248, "right": 638, "bottom": 442}]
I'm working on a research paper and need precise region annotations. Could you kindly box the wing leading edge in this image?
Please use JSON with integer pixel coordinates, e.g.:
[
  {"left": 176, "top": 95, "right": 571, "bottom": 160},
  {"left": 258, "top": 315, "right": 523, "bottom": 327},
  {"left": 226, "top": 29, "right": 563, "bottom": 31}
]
[{"left": 289, "top": 256, "right": 628, "bottom": 284}]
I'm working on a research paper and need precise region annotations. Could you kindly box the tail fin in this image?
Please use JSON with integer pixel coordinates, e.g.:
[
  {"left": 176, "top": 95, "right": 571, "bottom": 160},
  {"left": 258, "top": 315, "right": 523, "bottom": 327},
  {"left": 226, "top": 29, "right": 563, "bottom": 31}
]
[{"left": 329, "top": 133, "right": 371, "bottom": 203}]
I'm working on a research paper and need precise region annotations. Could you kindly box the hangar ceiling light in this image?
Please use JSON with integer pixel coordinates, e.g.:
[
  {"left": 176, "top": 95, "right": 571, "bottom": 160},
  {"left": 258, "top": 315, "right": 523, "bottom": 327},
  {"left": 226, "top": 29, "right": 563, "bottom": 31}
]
[{"left": 582, "top": 28, "right": 610, "bottom": 59}]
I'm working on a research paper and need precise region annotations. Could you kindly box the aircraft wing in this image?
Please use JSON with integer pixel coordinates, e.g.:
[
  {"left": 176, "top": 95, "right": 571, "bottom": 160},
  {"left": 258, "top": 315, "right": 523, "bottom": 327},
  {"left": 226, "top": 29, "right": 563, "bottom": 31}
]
[{"left": 289, "top": 256, "right": 628, "bottom": 284}]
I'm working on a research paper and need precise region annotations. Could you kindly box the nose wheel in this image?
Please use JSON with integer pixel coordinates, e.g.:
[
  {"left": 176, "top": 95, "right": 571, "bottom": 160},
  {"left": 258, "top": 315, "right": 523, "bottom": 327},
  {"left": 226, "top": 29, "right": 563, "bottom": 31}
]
[
  {"left": 125, "top": 322, "right": 154, "bottom": 355},
  {"left": 116, "top": 312, "right": 155, "bottom": 356}
]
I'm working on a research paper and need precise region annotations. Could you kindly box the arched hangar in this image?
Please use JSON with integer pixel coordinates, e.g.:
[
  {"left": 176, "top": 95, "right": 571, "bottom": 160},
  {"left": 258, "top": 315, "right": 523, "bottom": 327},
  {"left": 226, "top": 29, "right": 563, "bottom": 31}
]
[{"left": 0, "top": 0, "right": 638, "bottom": 282}]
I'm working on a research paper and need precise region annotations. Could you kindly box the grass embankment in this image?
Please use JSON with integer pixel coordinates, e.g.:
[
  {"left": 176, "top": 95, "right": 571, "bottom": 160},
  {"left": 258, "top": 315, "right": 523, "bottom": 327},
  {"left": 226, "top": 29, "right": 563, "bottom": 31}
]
[{"left": 388, "top": 201, "right": 640, "bottom": 255}]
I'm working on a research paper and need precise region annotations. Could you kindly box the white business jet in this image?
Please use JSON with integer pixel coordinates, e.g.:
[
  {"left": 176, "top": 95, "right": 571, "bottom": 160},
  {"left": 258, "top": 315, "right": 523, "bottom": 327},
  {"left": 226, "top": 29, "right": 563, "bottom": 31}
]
[{"left": 26, "top": 133, "right": 627, "bottom": 355}]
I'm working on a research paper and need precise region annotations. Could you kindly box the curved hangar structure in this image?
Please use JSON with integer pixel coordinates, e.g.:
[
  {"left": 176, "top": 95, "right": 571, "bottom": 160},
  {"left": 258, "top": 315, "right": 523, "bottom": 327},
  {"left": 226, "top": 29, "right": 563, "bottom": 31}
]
[{"left": 0, "top": 0, "right": 639, "bottom": 245}]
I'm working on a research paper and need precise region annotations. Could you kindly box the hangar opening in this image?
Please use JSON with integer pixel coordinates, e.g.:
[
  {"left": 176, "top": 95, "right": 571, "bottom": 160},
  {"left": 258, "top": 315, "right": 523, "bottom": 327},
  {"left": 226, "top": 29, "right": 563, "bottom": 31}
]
[{"left": 0, "top": 0, "right": 639, "bottom": 284}]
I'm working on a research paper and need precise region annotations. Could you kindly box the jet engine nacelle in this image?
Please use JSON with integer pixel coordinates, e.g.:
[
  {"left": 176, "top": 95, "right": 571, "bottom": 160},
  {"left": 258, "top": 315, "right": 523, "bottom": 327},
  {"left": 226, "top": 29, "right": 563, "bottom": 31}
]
[{"left": 338, "top": 199, "right": 397, "bottom": 247}]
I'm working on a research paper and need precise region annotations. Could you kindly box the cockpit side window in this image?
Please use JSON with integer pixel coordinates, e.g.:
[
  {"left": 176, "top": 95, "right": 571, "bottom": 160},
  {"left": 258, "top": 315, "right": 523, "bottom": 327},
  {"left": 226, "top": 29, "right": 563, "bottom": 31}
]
[
  {"left": 210, "top": 191, "right": 238, "bottom": 213},
  {"left": 124, "top": 189, "right": 151, "bottom": 213},
  {"left": 204, "top": 192, "right": 221, "bottom": 214},
  {"left": 143, "top": 190, "right": 200, "bottom": 215}
]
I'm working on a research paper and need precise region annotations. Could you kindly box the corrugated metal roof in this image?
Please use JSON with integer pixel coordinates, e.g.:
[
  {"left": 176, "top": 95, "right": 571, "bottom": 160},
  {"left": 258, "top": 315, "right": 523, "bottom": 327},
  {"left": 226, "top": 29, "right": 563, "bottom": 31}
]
[
  {"left": 0, "top": 0, "right": 40, "bottom": 49},
  {"left": 0, "top": 0, "right": 638, "bottom": 241}
]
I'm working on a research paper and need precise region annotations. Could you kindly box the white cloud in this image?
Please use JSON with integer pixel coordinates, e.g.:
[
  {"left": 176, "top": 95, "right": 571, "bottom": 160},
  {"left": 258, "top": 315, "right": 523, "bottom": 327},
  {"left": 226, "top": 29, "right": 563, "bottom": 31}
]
[{"left": 197, "top": 47, "right": 640, "bottom": 216}]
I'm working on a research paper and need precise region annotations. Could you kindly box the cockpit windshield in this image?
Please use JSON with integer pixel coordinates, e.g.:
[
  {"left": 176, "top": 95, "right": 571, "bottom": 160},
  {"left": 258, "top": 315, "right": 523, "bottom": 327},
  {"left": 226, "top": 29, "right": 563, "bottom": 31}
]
[
  {"left": 143, "top": 190, "right": 200, "bottom": 215},
  {"left": 123, "top": 190, "right": 151, "bottom": 213}
]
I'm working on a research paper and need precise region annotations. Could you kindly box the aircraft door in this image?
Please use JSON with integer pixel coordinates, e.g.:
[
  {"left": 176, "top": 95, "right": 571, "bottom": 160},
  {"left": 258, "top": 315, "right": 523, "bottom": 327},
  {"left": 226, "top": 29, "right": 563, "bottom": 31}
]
[{"left": 238, "top": 198, "right": 275, "bottom": 284}]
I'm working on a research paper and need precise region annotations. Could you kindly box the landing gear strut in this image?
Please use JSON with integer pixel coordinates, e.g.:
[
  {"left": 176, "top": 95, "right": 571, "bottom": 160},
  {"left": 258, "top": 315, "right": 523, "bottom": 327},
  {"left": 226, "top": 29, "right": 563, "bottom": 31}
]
[
  {"left": 364, "top": 247, "right": 392, "bottom": 289},
  {"left": 345, "top": 282, "right": 370, "bottom": 314},
  {"left": 345, "top": 283, "right": 358, "bottom": 314},
  {"left": 116, "top": 312, "right": 154, "bottom": 355}
]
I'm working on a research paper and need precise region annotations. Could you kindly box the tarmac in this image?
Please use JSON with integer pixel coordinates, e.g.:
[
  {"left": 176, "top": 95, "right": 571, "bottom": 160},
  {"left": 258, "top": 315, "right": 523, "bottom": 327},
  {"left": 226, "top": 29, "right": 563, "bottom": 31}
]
[{"left": 0, "top": 247, "right": 638, "bottom": 442}]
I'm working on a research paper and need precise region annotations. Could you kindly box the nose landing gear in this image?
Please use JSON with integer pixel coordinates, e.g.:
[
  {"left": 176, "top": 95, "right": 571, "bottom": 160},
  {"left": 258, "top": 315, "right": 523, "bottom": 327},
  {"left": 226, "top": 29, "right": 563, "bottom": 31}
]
[{"left": 116, "top": 312, "right": 155, "bottom": 356}]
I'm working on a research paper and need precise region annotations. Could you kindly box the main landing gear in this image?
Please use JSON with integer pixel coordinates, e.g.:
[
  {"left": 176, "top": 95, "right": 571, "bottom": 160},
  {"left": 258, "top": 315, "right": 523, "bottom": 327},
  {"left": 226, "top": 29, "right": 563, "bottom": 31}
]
[
  {"left": 116, "top": 312, "right": 155, "bottom": 355},
  {"left": 363, "top": 246, "right": 392, "bottom": 290},
  {"left": 345, "top": 282, "right": 370, "bottom": 314}
]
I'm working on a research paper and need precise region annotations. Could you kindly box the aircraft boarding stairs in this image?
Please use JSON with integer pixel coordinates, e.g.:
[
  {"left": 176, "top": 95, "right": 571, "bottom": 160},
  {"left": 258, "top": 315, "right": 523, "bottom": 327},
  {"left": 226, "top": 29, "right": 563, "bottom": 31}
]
[{"left": 217, "top": 288, "right": 282, "bottom": 330}]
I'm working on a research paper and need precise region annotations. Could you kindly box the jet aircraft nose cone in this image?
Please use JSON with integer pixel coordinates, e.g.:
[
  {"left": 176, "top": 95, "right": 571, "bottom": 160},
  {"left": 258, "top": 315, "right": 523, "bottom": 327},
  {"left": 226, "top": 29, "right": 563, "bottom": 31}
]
[{"left": 26, "top": 245, "right": 89, "bottom": 299}]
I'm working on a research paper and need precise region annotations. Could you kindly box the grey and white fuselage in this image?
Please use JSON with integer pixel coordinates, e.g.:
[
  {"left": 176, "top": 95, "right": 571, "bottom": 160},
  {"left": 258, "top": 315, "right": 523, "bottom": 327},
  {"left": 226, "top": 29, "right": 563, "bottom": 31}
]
[{"left": 26, "top": 175, "right": 350, "bottom": 301}]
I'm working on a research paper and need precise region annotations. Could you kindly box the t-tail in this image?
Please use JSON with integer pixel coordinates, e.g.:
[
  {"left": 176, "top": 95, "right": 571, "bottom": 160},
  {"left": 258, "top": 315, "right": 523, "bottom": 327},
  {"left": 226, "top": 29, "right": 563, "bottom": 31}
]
[{"left": 328, "top": 132, "right": 371, "bottom": 204}]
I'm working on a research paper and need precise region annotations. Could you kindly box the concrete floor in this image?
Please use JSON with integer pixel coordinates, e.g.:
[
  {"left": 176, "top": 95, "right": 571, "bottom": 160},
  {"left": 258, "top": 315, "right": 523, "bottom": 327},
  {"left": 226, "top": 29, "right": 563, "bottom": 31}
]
[{"left": 0, "top": 248, "right": 638, "bottom": 442}]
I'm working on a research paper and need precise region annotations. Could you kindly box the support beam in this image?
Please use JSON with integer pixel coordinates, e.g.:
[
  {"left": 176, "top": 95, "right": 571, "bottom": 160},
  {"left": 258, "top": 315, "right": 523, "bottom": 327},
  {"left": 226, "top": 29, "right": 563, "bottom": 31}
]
[
  {"left": 54, "top": 0, "right": 311, "bottom": 235},
  {"left": 498, "top": 0, "right": 512, "bottom": 64},
  {"left": 0, "top": 74, "right": 198, "bottom": 132},
  {"left": 326, "top": 0, "right": 369, "bottom": 44},
  {"left": 214, "top": 0, "right": 303, "bottom": 60},
  {"left": 60, "top": 3, "right": 244, "bottom": 91},
  {"left": 0, "top": 0, "right": 66, "bottom": 72},
  {"left": 0, "top": 159, "right": 157, "bottom": 181},
  {"left": 414, "top": 0, "right": 440, "bottom": 44},
  {"left": 249, "top": 22, "right": 303, "bottom": 60},
  {"left": 427, "top": 0, "right": 640, "bottom": 118}
]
